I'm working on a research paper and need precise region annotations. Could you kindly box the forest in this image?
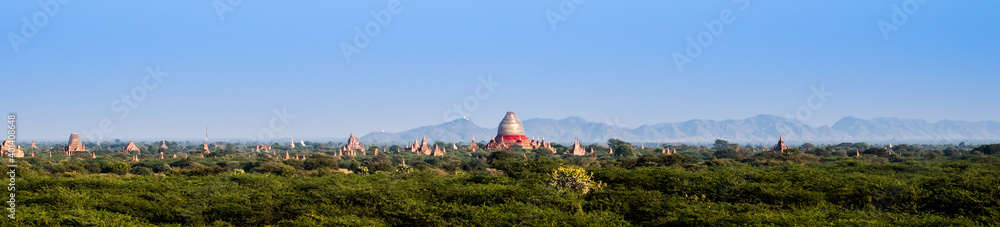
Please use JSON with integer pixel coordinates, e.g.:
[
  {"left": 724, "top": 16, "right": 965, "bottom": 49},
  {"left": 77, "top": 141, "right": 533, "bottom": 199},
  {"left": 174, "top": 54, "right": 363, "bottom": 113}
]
[{"left": 2, "top": 140, "right": 998, "bottom": 226}]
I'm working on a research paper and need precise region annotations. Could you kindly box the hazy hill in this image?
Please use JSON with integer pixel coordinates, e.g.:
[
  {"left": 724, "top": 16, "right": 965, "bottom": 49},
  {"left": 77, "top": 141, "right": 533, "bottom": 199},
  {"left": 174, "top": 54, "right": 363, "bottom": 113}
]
[{"left": 360, "top": 115, "right": 1000, "bottom": 145}]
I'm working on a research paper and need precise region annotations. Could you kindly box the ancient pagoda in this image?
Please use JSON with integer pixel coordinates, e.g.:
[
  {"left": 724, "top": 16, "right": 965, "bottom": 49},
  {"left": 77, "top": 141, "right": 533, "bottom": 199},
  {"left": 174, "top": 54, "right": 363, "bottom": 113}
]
[
  {"left": 341, "top": 133, "right": 365, "bottom": 155},
  {"left": 1, "top": 139, "right": 24, "bottom": 158},
  {"left": 65, "top": 133, "right": 87, "bottom": 153},
  {"left": 569, "top": 138, "right": 586, "bottom": 155},
  {"left": 405, "top": 136, "right": 433, "bottom": 154},
  {"left": 771, "top": 135, "right": 788, "bottom": 153},
  {"left": 123, "top": 141, "right": 141, "bottom": 154},
  {"left": 467, "top": 136, "right": 479, "bottom": 151},
  {"left": 485, "top": 111, "right": 551, "bottom": 151}
]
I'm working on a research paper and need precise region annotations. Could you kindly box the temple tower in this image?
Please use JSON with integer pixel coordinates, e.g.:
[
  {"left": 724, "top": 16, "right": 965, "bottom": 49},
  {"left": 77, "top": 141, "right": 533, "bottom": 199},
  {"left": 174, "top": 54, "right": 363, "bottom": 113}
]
[{"left": 65, "top": 133, "right": 87, "bottom": 152}]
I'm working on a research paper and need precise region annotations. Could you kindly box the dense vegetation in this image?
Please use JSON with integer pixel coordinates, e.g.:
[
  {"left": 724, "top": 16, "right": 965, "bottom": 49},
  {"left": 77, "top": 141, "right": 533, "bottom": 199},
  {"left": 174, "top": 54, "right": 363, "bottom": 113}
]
[{"left": 3, "top": 141, "right": 998, "bottom": 226}]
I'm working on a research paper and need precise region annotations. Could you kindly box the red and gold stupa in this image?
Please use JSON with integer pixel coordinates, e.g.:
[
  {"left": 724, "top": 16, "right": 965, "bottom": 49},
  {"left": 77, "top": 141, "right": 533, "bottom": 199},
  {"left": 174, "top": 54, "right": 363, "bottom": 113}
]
[{"left": 485, "top": 111, "right": 553, "bottom": 151}]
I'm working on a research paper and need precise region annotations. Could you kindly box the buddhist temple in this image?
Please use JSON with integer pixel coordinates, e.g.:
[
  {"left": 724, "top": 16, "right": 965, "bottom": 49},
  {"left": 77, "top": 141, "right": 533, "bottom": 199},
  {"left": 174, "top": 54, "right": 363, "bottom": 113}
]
[
  {"left": 31, "top": 141, "right": 37, "bottom": 149},
  {"left": 431, "top": 144, "right": 444, "bottom": 156},
  {"left": 485, "top": 111, "right": 551, "bottom": 151},
  {"left": 340, "top": 133, "right": 365, "bottom": 156},
  {"left": 160, "top": 140, "right": 168, "bottom": 149},
  {"left": 569, "top": 138, "right": 586, "bottom": 155},
  {"left": 202, "top": 144, "right": 211, "bottom": 153},
  {"left": 290, "top": 137, "right": 295, "bottom": 149},
  {"left": 123, "top": 141, "right": 141, "bottom": 154},
  {"left": 65, "top": 133, "right": 87, "bottom": 153},
  {"left": 256, "top": 144, "right": 273, "bottom": 153},
  {"left": 405, "top": 136, "right": 433, "bottom": 154},
  {"left": 771, "top": 135, "right": 788, "bottom": 153},
  {"left": 467, "top": 136, "right": 479, "bottom": 151},
  {"left": 1, "top": 139, "right": 24, "bottom": 158}
]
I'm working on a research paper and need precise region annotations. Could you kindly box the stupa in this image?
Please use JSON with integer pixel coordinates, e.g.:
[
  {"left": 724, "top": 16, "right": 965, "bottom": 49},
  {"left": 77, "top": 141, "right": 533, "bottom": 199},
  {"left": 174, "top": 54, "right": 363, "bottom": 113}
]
[{"left": 485, "top": 111, "right": 550, "bottom": 151}]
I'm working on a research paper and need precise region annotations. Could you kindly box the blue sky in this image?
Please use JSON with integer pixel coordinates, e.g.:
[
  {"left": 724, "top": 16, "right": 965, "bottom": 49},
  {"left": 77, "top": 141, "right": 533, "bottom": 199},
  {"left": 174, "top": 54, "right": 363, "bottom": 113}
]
[{"left": 2, "top": 0, "right": 998, "bottom": 142}]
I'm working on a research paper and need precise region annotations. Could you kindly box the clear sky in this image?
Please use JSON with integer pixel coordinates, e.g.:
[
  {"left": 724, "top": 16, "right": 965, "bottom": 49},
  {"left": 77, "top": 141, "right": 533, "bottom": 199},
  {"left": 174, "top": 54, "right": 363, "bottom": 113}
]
[{"left": 2, "top": 1, "right": 998, "bottom": 142}]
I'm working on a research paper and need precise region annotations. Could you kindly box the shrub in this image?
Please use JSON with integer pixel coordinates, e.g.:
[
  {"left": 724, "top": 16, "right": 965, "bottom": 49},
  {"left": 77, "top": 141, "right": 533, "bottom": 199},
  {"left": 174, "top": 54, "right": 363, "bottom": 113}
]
[
  {"left": 129, "top": 166, "right": 154, "bottom": 175},
  {"left": 100, "top": 162, "right": 131, "bottom": 175}
]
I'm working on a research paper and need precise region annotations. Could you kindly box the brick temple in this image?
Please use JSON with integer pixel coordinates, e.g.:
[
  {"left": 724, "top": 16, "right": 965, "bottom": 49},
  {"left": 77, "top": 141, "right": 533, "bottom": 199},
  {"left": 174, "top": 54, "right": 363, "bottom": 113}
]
[{"left": 485, "top": 111, "right": 554, "bottom": 151}]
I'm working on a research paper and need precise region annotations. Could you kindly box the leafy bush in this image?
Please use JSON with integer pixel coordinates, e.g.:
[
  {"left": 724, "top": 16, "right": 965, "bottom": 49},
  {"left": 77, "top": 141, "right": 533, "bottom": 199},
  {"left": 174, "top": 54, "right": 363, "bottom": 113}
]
[{"left": 101, "top": 162, "right": 131, "bottom": 175}]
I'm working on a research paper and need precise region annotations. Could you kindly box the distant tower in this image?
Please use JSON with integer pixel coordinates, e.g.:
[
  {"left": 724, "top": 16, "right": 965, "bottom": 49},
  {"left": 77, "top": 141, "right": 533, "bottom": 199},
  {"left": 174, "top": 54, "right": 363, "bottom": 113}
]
[
  {"left": 123, "top": 141, "right": 141, "bottom": 154},
  {"left": 467, "top": 136, "right": 479, "bottom": 152},
  {"left": 342, "top": 133, "right": 365, "bottom": 154},
  {"left": 569, "top": 138, "right": 586, "bottom": 155},
  {"left": 160, "top": 140, "right": 168, "bottom": 149},
  {"left": 290, "top": 137, "right": 295, "bottom": 149},
  {"left": 771, "top": 135, "right": 788, "bottom": 153},
  {"left": 485, "top": 111, "right": 545, "bottom": 150},
  {"left": 203, "top": 126, "right": 211, "bottom": 154},
  {"left": 31, "top": 141, "right": 37, "bottom": 149},
  {"left": 1, "top": 139, "right": 24, "bottom": 158},
  {"left": 65, "top": 133, "right": 87, "bottom": 153}
]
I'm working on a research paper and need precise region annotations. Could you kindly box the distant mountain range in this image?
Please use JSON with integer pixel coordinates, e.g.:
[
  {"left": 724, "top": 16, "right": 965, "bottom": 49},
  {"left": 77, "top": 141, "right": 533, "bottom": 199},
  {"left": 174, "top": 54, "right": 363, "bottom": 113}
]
[{"left": 360, "top": 115, "right": 1000, "bottom": 145}]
